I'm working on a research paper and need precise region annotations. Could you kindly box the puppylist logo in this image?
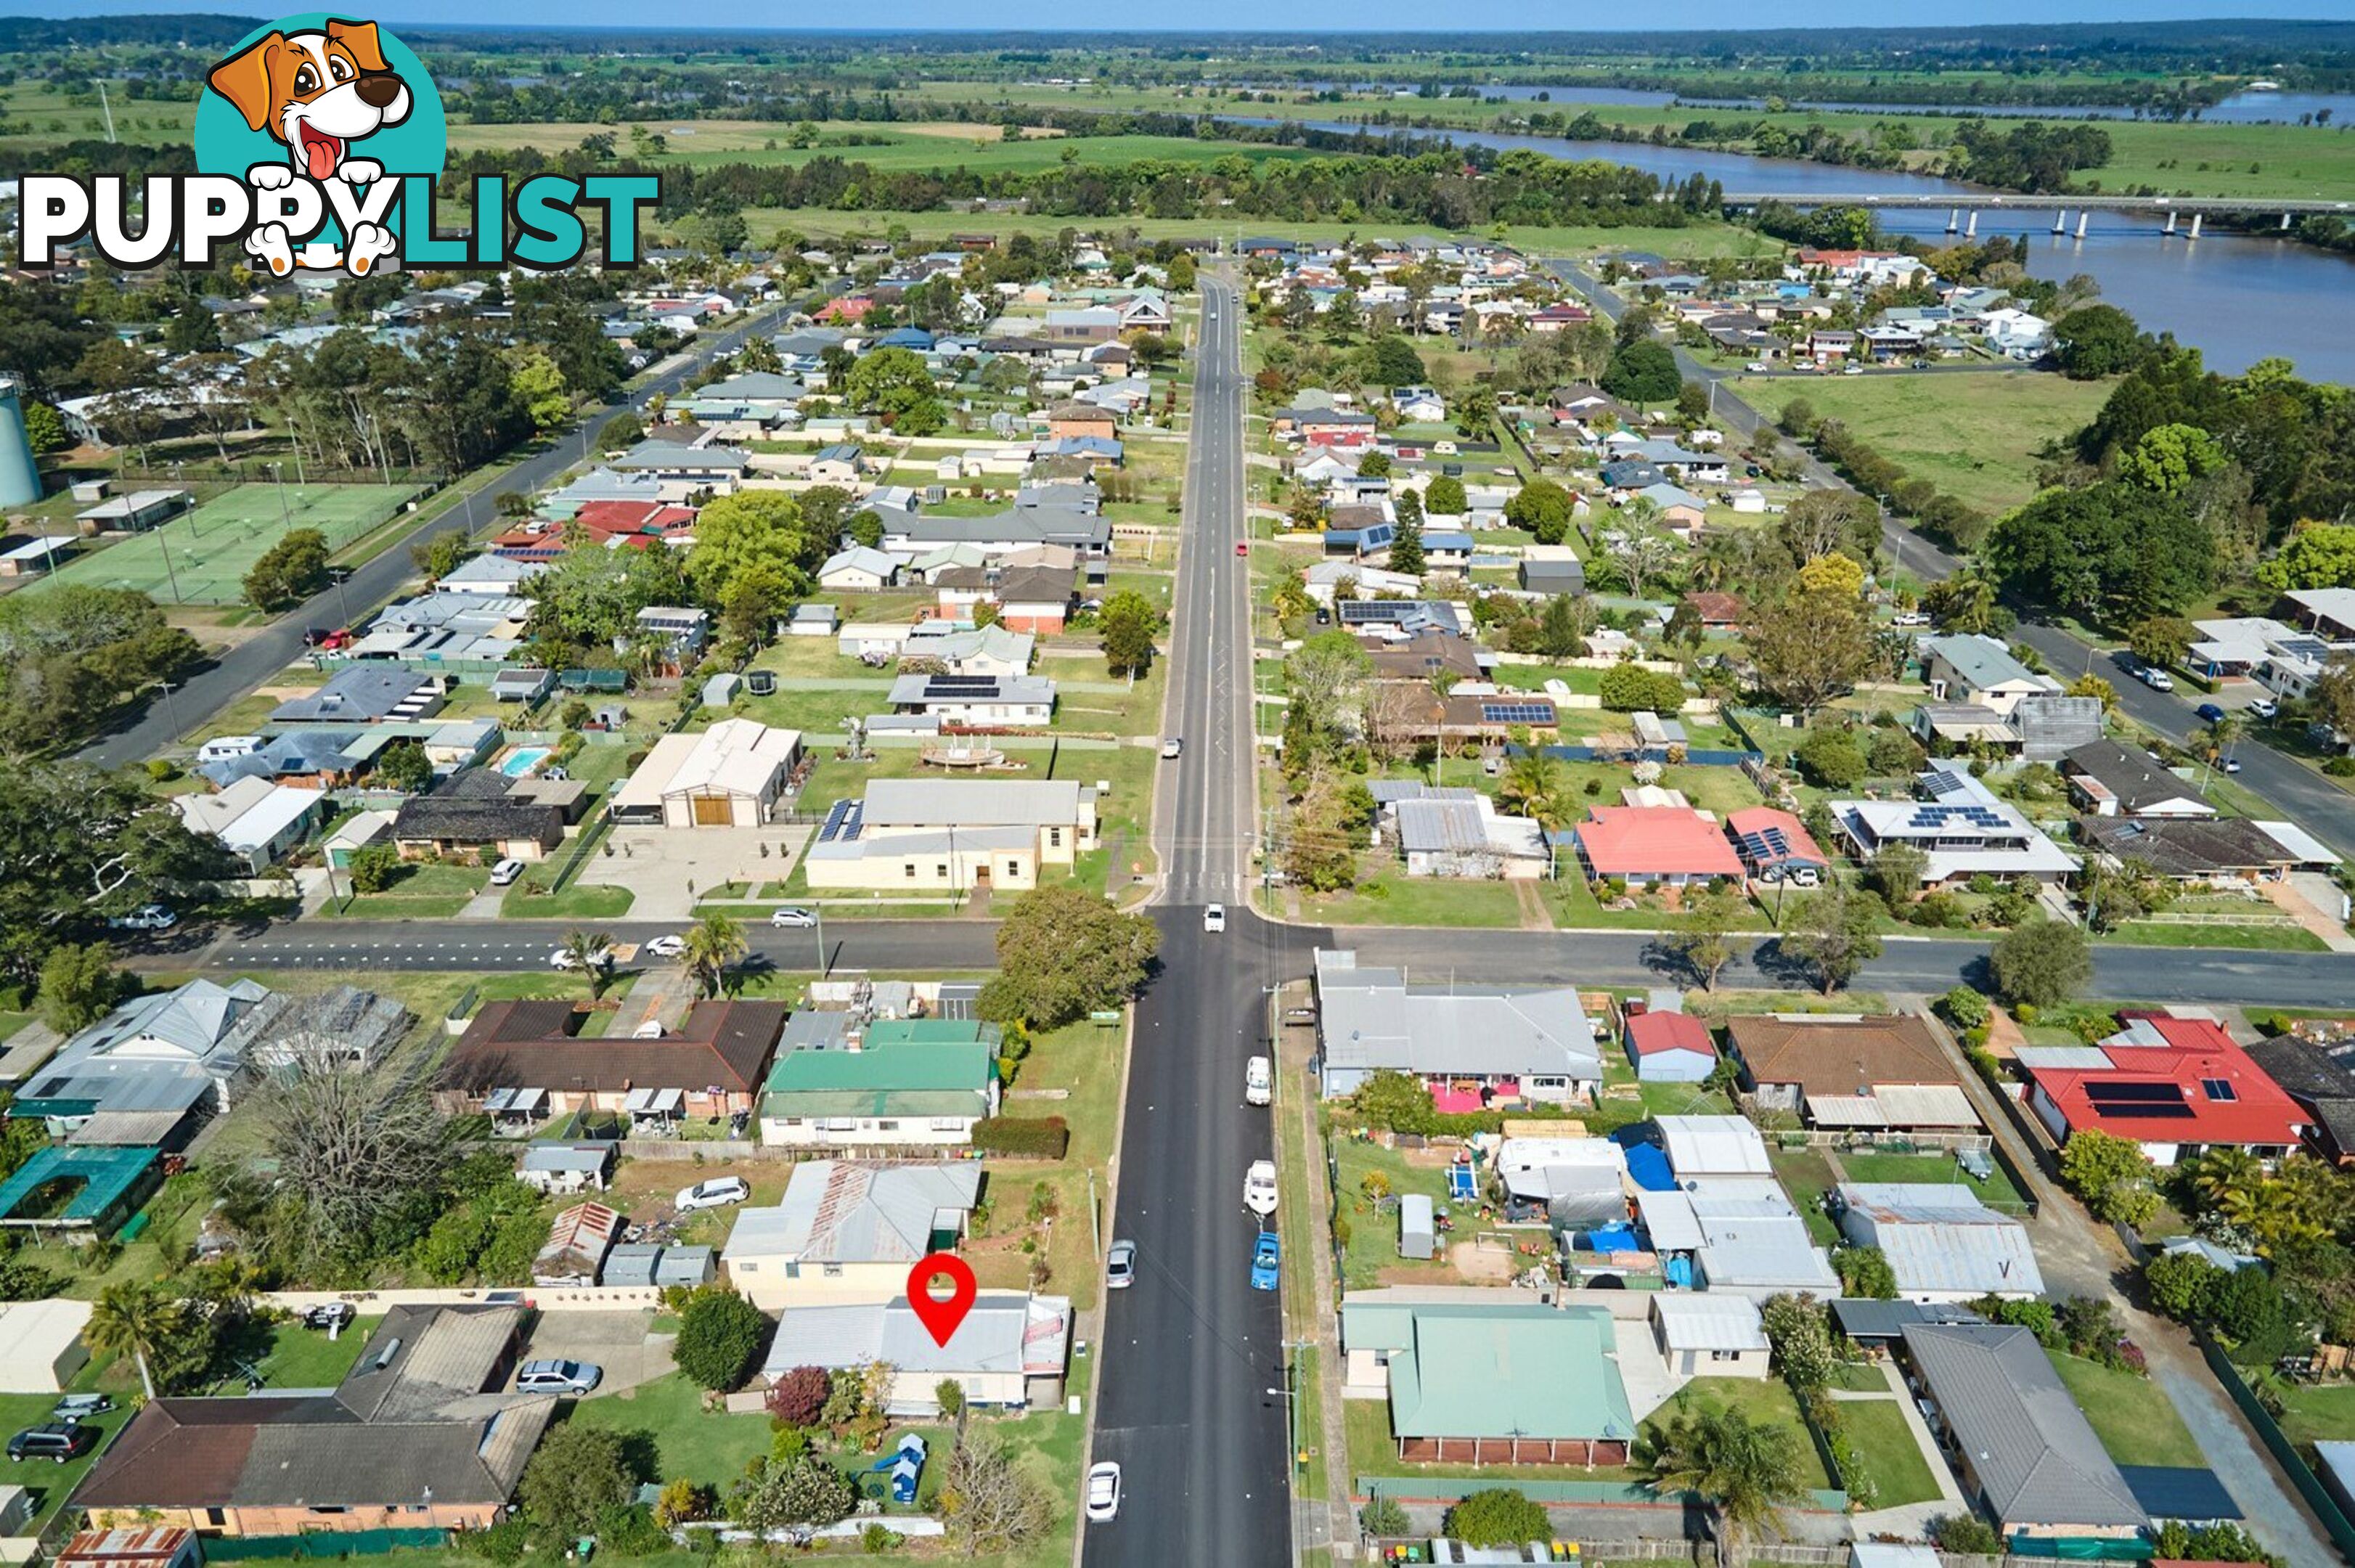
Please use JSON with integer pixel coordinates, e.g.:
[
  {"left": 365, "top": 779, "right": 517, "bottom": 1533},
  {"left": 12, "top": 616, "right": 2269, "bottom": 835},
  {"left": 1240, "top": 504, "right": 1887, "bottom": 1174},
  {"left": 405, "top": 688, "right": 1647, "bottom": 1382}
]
[{"left": 18, "top": 14, "right": 659, "bottom": 277}]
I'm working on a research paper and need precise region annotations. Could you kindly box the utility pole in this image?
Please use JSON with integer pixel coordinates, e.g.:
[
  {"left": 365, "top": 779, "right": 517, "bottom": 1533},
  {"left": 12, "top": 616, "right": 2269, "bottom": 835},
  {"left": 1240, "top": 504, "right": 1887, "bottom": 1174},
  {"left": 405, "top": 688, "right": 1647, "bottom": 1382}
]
[{"left": 96, "top": 81, "right": 116, "bottom": 143}]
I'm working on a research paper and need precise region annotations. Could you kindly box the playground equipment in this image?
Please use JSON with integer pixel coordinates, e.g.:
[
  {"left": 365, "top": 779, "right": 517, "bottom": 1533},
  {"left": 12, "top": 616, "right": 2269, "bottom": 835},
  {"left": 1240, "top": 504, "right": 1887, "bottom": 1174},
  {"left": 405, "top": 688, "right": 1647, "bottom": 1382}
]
[{"left": 866, "top": 1432, "right": 928, "bottom": 1505}]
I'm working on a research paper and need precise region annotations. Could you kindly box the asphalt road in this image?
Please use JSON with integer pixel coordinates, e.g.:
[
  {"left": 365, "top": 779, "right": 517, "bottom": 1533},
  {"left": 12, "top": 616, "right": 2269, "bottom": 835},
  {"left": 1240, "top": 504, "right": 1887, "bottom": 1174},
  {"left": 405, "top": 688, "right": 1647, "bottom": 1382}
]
[
  {"left": 1086, "top": 275, "right": 1294, "bottom": 1566},
  {"left": 202, "top": 912, "right": 2355, "bottom": 1008},
  {"left": 78, "top": 304, "right": 793, "bottom": 770},
  {"left": 1551, "top": 259, "right": 2355, "bottom": 860}
]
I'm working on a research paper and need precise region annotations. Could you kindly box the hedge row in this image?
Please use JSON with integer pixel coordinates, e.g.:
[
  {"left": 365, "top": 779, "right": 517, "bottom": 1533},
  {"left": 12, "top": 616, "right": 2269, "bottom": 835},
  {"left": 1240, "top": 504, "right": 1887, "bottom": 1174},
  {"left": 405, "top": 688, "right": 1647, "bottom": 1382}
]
[{"left": 971, "top": 1116, "right": 1070, "bottom": 1159}]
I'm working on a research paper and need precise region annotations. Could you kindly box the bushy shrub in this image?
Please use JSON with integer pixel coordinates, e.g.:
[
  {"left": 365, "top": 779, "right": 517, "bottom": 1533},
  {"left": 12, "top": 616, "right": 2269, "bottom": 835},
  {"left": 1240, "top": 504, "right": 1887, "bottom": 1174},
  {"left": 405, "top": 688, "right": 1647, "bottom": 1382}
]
[
  {"left": 1939, "top": 986, "right": 1991, "bottom": 1031},
  {"left": 765, "top": 1365, "right": 830, "bottom": 1426},
  {"left": 674, "top": 1288, "right": 770, "bottom": 1392},
  {"left": 1597, "top": 663, "right": 1687, "bottom": 714}
]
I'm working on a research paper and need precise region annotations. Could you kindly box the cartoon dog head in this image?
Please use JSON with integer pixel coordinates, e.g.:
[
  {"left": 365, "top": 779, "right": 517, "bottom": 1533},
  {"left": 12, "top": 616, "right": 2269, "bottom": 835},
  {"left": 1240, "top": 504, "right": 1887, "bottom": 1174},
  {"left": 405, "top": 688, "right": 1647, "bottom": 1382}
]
[{"left": 208, "top": 18, "right": 412, "bottom": 183}]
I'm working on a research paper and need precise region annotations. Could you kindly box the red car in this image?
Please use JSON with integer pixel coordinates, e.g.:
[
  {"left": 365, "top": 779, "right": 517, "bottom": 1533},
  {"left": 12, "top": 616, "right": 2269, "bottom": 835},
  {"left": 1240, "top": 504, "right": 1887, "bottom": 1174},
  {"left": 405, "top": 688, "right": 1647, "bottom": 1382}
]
[{"left": 1235, "top": 541, "right": 1249, "bottom": 557}]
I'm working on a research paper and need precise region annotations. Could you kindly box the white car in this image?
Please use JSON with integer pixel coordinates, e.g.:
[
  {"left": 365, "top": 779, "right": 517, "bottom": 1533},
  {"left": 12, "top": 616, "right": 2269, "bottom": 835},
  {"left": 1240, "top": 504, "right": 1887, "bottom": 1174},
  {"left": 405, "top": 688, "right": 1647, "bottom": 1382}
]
[
  {"left": 675, "top": 1177, "right": 751, "bottom": 1212},
  {"left": 1160, "top": 737, "right": 1183, "bottom": 759},
  {"left": 1203, "top": 903, "right": 1226, "bottom": 934},
  {"left": 1085, "top": 1461, "right": 1122, "bottom": 1523},
  {"left": 107, "top": 904, "right": 178, "bottom": 933},
  {"left": 489, "top": 858, "right": 526, "bottom": 886},
  {"left": 549, "top": 945, "right": 614, "bottom": 971},
  {"left": 770, "top": 907, "right": 818, "bottom": 928},
  {"left": 2136, "top": 666, "right": 2176, "bottom": 693},
  {"left": 642, "top": 934, "right": 687, "bottom": 958},
  {"left": 1744, "top": 359, "right": 1768, "bottom": 372},
  {"left": 2250, "top": 698, "right": 2280, "bottom": 720},
  {"left": 1842, "top": 363, "right": 1865, "bottom": 375},
  {"left": 1244, "top": 1159, "right": 1278, "bottom": 1217}
]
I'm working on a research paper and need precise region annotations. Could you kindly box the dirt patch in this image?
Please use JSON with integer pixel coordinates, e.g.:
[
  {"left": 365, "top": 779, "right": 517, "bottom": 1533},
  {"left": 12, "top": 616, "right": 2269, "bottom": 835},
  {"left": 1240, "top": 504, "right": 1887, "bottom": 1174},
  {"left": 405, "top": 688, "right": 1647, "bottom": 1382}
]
[
  {"left": 893, "top": 121, "right": 1066, "bottom": 142},
  {"left": 1448, "top": 1240, "right": 1525, "bottom": 1281}
]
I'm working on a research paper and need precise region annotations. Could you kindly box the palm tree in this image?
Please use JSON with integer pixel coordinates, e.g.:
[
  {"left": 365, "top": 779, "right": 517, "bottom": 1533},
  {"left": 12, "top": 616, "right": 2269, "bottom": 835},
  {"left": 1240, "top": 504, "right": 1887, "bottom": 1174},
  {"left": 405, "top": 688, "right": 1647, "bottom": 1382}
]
[
  {"left": 88, "top": 1281, "right": 185, "bottom": 1400},
  {"left": 1633, "top": 1405, "right": 1806, "bottom": 1568},
  {"left": 2190, "top": 1148, "right": 2262, "bottom": 1212},
  {"left": 680, "top": 913, "right": 748, "bottom": 999},
  {"left": 560, "top": 928, "right": 616, "bottom": 999},
  {"left": 1498, "top": 755, "right": 1565, "bottom": 821}
]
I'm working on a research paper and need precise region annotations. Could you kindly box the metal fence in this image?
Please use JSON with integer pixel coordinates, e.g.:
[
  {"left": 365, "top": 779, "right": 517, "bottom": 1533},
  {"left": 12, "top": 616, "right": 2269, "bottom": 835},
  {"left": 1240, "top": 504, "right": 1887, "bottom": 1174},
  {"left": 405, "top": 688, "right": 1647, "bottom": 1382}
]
[{"left": 200, "top": 1530, "right": 449, "bottom": 1561}]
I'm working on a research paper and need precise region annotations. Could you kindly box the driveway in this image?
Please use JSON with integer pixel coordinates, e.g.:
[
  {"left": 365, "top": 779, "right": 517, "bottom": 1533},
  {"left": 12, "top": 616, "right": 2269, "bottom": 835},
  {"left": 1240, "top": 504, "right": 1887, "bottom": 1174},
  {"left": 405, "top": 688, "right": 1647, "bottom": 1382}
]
[
  {"left": 518, "top": 1307, "right": 674, "bottom": 1397},
  {"left": 579, "top": 824, "right": 812, "bottom": 922}
]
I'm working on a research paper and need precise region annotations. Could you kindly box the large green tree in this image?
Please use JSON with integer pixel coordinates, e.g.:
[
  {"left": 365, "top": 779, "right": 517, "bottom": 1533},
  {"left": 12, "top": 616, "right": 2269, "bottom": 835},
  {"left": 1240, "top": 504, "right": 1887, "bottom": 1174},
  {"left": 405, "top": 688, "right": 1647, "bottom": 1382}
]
[
  {"left": 844, "top": 347, "right": 945, "bottom": 433},
  {"left": 977, "top": 886, "right": 1160, "bottom": 1029},
  {"left": 1600, "top": 340, "right": 1681, "bottom": 405},
  {"left": 1098, "top": 589, "right": 1160, "bottom": 677},
  {"left": 1984, "top": 481, "right": 2215, "bottom": 618}
]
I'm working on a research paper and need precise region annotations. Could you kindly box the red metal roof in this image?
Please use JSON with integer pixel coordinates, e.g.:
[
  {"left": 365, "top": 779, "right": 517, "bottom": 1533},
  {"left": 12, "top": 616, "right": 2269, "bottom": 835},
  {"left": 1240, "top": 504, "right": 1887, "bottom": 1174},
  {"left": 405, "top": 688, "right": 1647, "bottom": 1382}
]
[
  {"left": 2027, "top": 1034, "right": 2310, "bottom": 1150},
  {"left": 1628, "top": 1011, "right": 1715, "bottom": 1059},
  {"left": 1574, "top": 807, "right": 1744, "bottom": 880},
  {"left": 1725, "top": 807, "right": 1827, "bottom": 867}
]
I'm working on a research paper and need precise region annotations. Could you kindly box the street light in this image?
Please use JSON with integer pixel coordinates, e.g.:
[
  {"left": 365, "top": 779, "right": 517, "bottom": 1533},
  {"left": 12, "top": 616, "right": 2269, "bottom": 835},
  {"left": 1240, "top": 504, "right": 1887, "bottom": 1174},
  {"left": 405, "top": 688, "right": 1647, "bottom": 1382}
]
[{"left": 154, "top": 679, "right": 184, "bottom": 741}]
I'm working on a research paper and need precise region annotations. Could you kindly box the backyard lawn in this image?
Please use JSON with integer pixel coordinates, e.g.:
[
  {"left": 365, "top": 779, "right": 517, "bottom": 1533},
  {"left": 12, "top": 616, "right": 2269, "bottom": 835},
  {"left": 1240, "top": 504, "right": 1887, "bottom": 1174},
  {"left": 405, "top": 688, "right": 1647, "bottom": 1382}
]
[
  {"left": 2051, "top": 1353, "right": 2205, "bottom": 1469},
  {"left": 1766, "top": 1146, "right": 1842, "bottom": 1246},
  {"left": 565, "top": 1372, "right": 772, "bottom": 1491},
  {"left": 1837, "top": 1397, "right": 1942, "bottom": 1508},
  {"left": 1837, "top": 1148, "right": 2026, "bottom": 1212},
  {"left": 2273, "top": 1381, "right": 2355, "bottom": 1453},
  {"left": 1332, "top": 1138, "right": 1458, "bottom": 1291},
  {"left": 253, "top": 1315, "right": 384, "bottom": 1389}
]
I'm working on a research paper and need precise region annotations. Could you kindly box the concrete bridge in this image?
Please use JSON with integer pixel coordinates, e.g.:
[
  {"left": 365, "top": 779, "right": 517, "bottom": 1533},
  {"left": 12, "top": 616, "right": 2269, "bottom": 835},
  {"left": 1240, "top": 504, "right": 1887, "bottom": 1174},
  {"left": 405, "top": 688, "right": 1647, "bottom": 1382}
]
[{"left": 1721, "top": 190, "right": 2353, "bottom": 239}]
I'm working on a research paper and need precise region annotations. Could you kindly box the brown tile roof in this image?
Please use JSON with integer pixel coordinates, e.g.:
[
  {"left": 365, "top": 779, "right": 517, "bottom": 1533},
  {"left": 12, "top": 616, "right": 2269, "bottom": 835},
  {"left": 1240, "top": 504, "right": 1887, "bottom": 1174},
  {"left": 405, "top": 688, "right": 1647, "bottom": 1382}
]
[
  {"left": 73, "top": 1399, "right": 281, "bottom": 1508},
  {"left": 439, "top": 999, "right": 787, "bottom": 1096},
  {"left": 1726, "top": 1013, "right": 1961, "bottom": 1097}
]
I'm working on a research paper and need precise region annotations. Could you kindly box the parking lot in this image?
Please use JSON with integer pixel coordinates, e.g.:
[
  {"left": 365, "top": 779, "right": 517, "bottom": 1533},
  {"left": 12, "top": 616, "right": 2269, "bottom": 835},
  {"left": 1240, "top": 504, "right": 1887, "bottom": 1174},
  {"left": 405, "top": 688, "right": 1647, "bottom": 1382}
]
[
  {"left": 578, "top": 825, "right": 812, "bottom": 921},
  {"left": 514, "top": 1307, "right": 673, "bottom": 1397}
]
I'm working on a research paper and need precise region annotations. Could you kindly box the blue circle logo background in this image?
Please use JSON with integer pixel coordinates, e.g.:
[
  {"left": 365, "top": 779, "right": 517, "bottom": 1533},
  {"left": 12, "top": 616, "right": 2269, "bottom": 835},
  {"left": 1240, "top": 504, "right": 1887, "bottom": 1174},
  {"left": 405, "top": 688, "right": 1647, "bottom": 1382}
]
[{"left": 193, "top": 13, "right": 446, "bottom": 185}]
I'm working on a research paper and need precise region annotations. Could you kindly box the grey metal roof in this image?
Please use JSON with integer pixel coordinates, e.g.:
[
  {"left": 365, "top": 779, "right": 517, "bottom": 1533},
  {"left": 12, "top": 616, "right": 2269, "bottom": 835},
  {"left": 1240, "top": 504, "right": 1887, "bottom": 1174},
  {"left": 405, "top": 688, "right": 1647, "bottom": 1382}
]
[
  {"left": 1313, "top": 949, "right": 1600, "bottom": 1082},
  {"left": 1926, "top": 632, "right": 2048, "bottom": 693},
  {"left": 1902, "top": 1322, "right": 2146, "bottom": 1530},
  {"left": 1837, "top": 1183, "right": 2045, "bottom": 1297},
  {"left": 761, "top": 1294, "right": 1069, "bottom": 1384},
  {"left": 861, "top": 777, "right": 1085, "bottom": 829},
  {"left": 730, "top": 1161, "right": 979, "bottom": 1265}
]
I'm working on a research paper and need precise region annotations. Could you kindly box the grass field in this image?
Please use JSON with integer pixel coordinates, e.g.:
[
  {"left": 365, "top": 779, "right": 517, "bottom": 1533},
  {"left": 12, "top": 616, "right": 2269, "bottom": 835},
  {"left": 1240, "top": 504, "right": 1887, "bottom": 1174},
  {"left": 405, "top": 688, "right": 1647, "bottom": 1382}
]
[
  {"left": 892, "top": 80, "right": 2355, "bottom": 203},
  {"left": 33, "top": 482, "right": 417, "bottom": 605},
  {"left": 1837, "top": 1147, "right": 2026, "bottom": 1210},
  {"left": 1729, "top": 371, "right": 2112, "bottom": 518},
  {"left": 710, "top": 205, "right": 1779, "bottom": 261}
]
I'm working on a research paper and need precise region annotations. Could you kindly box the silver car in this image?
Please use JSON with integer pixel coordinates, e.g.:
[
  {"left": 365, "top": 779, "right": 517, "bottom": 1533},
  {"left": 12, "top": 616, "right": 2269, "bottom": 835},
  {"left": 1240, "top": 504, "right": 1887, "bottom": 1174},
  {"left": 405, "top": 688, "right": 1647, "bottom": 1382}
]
[
  {"left": 1106, "top": 1239, "right": 1138, "bottom": 1290},
  {"left": 515, "top": 1359, "right": 601, "bottom": 1396}
]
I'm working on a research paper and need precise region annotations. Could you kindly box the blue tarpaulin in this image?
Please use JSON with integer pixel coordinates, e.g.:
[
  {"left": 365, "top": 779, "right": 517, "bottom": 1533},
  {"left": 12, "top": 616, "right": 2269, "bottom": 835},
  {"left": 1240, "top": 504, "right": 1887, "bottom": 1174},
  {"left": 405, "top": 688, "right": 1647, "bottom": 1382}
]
[
  {"left": 1622, "top": 1141, "right": 1676, "bottom": 1193},
  {"left": 1584, "top": 1222, "right": 1641, "bottom": 1253}
]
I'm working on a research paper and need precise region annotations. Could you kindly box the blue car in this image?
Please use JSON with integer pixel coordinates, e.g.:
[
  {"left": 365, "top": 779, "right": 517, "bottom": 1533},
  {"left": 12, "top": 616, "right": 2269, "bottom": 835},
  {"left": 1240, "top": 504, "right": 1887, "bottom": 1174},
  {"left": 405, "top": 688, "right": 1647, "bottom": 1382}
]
[
  {"left": 1250, "top": 1232, "right": 1280, "bottom": 1291},
  {"left": 2197, "top": 703, "right": 2227, "bottom": 724}
]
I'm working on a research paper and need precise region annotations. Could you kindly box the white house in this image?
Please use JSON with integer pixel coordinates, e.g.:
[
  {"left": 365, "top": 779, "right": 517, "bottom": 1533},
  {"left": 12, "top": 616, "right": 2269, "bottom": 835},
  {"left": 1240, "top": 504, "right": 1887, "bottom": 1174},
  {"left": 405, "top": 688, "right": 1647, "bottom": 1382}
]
[
  {"left": 171, "top": 778, "right": 325, "bottom": 873},
  {"left": 1981, "top": 308, "right": 2053, "bottom": 359},
  {"left": 608, "top": 719, "right": 802, "bottom": 828},
  {"left": 1650, "top": 1294, "right": 1771, "bottom": 1379},
  {"left": 817, "top": 547, "right": 899, "bottom": 592},
  {"left": 759, "top": 1292, "right": 1071, "bottom": 1416},
  {"left": 723, "top": 1161, "right": 980, "bottom": 1310}
]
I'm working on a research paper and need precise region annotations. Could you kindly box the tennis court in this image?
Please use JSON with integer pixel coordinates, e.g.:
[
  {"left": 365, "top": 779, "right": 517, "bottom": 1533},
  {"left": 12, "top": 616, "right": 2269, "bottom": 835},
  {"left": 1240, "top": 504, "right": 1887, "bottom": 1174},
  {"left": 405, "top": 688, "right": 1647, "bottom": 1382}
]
[{"left": 33, "top": 482, "right": 420, "bottom": 605}]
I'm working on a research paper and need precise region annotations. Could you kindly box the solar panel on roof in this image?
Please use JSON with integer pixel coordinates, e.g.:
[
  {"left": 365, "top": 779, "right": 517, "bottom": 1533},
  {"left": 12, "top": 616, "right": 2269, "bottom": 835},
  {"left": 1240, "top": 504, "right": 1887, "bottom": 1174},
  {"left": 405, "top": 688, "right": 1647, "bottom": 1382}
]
[
  {"left": 1479, "top": 702, "right": 1554, "bottom": 724},
  {"left": 2201, "top": 1078, "right": 2238, "bottom": 1102},
  {"left": 2086, "top": 1081, "right": 2188, "bottom": 1106}
]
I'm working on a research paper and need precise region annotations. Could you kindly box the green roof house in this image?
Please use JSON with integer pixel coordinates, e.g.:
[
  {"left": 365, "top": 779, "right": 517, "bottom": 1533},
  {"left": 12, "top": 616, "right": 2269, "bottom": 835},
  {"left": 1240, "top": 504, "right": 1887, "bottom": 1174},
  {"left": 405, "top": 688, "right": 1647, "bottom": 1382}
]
[
  {"left": 757, "top": 1018, "right": 1002, "bottom": 1151},
  {"left": 1340, "top": 1290, "right": 1638, "bottom": 1466}
]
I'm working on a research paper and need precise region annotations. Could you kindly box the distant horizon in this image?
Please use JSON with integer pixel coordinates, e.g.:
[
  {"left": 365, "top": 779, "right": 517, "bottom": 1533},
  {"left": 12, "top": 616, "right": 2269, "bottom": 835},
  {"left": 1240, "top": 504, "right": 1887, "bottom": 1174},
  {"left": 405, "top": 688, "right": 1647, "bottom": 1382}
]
[{"left": 7, "top": 4, "right": 2355, "bottom": 31}]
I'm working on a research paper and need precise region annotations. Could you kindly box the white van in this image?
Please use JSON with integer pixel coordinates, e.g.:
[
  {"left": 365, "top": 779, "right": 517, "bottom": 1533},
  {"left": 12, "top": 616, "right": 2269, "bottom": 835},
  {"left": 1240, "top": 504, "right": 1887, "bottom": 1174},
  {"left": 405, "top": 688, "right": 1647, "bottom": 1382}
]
[
  {"left": 1246, "top": 1055, "right": 1273, "bottom": 1107},
  {"left": 198, "top": 735, "right": 264, "bottom": 762}
]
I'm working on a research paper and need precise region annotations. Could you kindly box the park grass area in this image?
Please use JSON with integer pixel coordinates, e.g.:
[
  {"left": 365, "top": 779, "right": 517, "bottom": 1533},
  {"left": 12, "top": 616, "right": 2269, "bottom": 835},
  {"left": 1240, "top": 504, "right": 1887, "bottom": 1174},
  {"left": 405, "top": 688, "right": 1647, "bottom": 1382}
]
[
  {"left": 1767, "top": 1146, "right": 1842, "bottom": 1246},
  {"left": 1837, "top": 1147, "right": 2026, "bottom": 1210},
  {"left": 2052, "top": 1352, "right": 2205, "bottom": 1468},
  {"left": 317, "top": 861, "right": 489, "bottom": 920},
  {"left": 30, "top": 483, "right": 419, "bottom": 606},
  {"left": 1728, "top": 372, "right": 2110, "bottom": 518},
  {"left": 1837, "top": 1397, "right": 1942, "bottom": 1508}
]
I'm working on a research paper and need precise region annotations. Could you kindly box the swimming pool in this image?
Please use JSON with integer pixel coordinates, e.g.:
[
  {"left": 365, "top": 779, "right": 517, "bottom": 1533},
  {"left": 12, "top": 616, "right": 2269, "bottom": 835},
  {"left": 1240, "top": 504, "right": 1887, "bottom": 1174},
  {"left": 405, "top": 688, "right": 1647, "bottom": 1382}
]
[{"left": 498, "top": 746, "right": 552, "bottom": 778}]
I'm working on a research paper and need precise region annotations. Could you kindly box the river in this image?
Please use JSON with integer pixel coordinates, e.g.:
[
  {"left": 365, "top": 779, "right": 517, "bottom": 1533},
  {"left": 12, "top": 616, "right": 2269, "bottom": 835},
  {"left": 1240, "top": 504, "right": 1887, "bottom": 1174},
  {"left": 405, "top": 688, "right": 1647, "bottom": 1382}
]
[
  {"left": 1466, "top": 82, "right": 2355, "bottom": 124},
  {"left": 1224, "top": 114, "right": 2355, "bottom": 383}
]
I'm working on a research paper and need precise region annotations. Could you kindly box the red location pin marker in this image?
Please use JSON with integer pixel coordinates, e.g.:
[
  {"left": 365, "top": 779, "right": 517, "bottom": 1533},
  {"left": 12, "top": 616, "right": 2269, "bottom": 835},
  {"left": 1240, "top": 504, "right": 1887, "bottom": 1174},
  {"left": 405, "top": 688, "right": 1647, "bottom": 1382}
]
[{"left": 907, "top": 1252, "right": 978, "bottom": 1348}]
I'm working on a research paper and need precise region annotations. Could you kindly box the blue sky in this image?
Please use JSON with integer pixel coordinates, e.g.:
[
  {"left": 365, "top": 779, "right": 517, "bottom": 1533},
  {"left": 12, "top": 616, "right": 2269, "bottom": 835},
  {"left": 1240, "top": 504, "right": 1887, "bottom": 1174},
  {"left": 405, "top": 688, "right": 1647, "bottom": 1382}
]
[{"left": 17, "top": 1, "right": 2355, "bottom": 25}]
